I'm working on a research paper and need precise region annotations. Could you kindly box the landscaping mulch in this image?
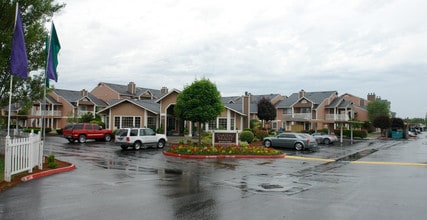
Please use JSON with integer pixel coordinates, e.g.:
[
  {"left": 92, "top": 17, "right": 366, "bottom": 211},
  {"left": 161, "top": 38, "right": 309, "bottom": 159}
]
[{"left": 0, "top": 158, "right": 71, "bottom": 192}]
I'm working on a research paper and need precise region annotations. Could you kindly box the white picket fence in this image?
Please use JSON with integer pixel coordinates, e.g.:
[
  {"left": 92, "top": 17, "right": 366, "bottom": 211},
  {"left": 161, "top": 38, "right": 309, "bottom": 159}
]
[{"left": 4, "top": 131, "right": 43, "bottom": 182}]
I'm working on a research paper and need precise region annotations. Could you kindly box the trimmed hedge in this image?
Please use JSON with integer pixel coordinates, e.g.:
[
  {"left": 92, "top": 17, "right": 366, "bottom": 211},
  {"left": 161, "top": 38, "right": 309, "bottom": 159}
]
[
  {"left": 334, "top": 129, "right": 368, "bottom": 139},
  {"left": 240, "top": 130, "right": 255, "bottom": 143}
]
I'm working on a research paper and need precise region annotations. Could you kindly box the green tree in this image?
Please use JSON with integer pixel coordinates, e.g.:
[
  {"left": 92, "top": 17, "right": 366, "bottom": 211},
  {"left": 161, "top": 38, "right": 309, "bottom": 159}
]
[
  {"left": 79, "top": 112, "right": 94, "bottom": 123},
  {"left": 174, "top": 78, "right": 224, "bottom": 145},
  {"left": 373, "top": 115, "right": 391, "bottom": 137},
  {"left": 391, "top": 118, "right": 404, "bottom": 128},
  {"left": 257, "top": 97, "right": 276, "bottom": 128},
  {"left": 0, "top": 1, "right": 64, "bottom": 113},
  {"left": 367, "top": 99, "right": 390, "bottom": 122}
]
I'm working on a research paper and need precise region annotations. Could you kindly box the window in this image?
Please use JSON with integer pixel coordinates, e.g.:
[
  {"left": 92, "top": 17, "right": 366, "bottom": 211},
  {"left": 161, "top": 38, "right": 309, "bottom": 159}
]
[
  {"left": 114, "top": 116, "right": 142, "bottom": 128},
  {"left": 301, "top": 107, "right": 311, "bottom": 113},
  {"left": 122, "top": 117, "right": 134, "bottom": 128},
  {"left": 168, "top": 117, "right": 176, "bottom": 130},
  {"left": 74, "top": 124, "right": 83, "bottom": 129},
  {"left": 147, "top": 117, "right": 156, "bottom": 130},
  {"left": 218, "top": 118, "right": 227, "bottom": 130},
  {"left": 230, "top": 118, "right": 235, "bottom": 130},
  {"left": 130, "top": 129, "right": 138, "bottom": 136},
  {"left": 114, "top": 117, "right": 120, "bottom": 129},
  {"left": 145, "top": 128, "right": 155, "bottom": 135},
  {"left": 135, "top": 117, "right": 141, "bottom": 127},
  {"left": 209, "top": 120, "right": 217, "bottom": 130},
  {"left": 283, "top": 108, "right": 292, "bottom": 114},
  {"left": 93, "top": 124, "right": 100, "bottom": 130}
]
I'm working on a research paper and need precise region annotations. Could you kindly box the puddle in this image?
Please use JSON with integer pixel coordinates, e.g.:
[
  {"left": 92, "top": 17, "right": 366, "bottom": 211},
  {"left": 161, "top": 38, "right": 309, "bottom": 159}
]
[
  {"left": 336, "top": 149, "right": 378, "bottom": 162},
  {"left": 224, "top": 174, "right": 312, "bottom": 195}
]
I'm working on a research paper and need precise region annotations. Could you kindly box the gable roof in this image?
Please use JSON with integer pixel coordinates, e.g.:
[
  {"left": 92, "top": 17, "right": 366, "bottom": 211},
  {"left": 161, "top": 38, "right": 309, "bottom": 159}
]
[
  {"left": 277, "top": 91, "right": 337, "bottom": 108},
  {"left": 98, "top": 98, "right": 160, "bottom": 114},
  {"left": 99, "top": 82, "right": 163, "bottom": 99},
  {"left": 54, "top": 89, "right": 107, "bottom": 107},
  {"left": 326, "top": 97, "right": 353, "bottom": 108}
]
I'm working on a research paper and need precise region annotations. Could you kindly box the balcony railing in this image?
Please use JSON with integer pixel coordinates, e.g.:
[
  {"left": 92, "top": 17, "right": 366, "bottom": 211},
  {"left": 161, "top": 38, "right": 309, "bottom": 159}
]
[
  {"left": 326, "top": 114, "right": 349, "bottom": 121},
  {"left": 293, "top": 113, "right": 312, "bottom": 120},
  {"left": 31, "top": 110, "right": 62, "bottom": 117}
]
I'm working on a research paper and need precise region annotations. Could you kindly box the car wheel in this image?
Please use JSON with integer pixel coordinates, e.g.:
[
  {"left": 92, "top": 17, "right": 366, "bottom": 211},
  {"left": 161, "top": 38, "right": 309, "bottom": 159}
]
[
  {"left": 134, "top": 141, "right": 142, "bottom": 150},
  {"left": 78, "top": 135, "right": 86, "bottom": 143},
  {"left": 263, "top": 140, "right": 272, "bottom": 147},
  {"left": 323, "top": 138, "right": 331, "bottom": 145},
  {"left": 294, "top": 142, "right": 304, "bottom": 151},
  {"left": 157, "top": 140, "right": 165, "bottom": 149},
  {"left": 121, "top": 145, "right": 128, "bottom": 150},
  {"left": 67, "top": 138, "right": 75, "bottom": 143},
  {"left": 104, "top": 134, "right": 112, "bottom": 142}
]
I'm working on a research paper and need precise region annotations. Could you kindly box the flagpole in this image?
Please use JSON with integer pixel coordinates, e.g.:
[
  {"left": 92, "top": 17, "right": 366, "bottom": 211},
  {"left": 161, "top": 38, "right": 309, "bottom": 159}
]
[
  {"left": 43, "top": 23, "right": 53, "bottom": 145},
  {"left": 7, "top": 3, "right": 20, "bottom": 138}
]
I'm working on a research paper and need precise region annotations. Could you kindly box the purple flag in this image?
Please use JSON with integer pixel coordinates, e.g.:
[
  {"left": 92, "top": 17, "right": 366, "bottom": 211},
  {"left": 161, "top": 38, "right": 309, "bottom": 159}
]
[{"left": 10, "top": 8, "right": 28, "bottom": 79}]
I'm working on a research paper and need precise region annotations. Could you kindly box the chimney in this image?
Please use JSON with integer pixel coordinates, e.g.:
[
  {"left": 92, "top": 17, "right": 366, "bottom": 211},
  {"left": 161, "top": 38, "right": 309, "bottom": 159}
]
[
  {"left": 299, "top": 89, "right": 305, "bottom": 98},
  {"left": 367, "top": 93, "right": 376, "bottom": 101},
  {"left": 128, "top": 82, "right": 136, "bottom": 95},
  {"left": 161, "top": 86, "right": 168, "bottom": 94},
  {"left": 81, "top": 89, "right": 88, "bottom": 97}
]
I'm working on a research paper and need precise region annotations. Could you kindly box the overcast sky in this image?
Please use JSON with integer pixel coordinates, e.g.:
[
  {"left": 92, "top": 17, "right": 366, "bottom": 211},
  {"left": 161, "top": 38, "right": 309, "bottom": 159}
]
[{"left": 50, "top": 0, "right": 427, "bottom": 118}]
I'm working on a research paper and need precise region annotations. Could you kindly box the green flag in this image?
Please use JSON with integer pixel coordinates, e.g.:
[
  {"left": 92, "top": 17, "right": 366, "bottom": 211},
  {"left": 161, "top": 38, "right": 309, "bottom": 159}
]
[{"left": 46, "top": 22, "right": 61, "bottom": 87}]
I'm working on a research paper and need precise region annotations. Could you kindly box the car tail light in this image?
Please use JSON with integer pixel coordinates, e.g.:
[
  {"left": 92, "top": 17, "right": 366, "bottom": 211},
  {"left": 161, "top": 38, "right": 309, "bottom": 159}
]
[
  {"left": 126, "top": 137, "right": 130, "bottom": 142},
  {"left": 306, "top": 138, "right": 310, "bottom": 144}
]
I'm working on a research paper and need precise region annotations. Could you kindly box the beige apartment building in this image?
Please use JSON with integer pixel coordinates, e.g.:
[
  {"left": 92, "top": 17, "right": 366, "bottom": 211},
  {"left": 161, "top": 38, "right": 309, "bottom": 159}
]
[{"left": 21, "top": 81, "right": 376, "bottom": 136}]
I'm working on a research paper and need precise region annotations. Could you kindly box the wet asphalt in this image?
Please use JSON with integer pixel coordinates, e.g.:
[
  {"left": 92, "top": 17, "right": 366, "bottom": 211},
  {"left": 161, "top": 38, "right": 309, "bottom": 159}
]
[{"left": 1, "top": 134, "right": 427, "bottom": 219}]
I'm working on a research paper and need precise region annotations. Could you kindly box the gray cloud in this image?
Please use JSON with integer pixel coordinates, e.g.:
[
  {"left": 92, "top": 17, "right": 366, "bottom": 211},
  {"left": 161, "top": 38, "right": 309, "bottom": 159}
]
[{"left": 52, "top": 0, "right": 427, "bottom": 118}]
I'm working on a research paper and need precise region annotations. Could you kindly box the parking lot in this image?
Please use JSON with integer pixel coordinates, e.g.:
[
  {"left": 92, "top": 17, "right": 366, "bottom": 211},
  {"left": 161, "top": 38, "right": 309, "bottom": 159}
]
[{"left": 1, "top": 134, "right": 427, "bottom": 219}]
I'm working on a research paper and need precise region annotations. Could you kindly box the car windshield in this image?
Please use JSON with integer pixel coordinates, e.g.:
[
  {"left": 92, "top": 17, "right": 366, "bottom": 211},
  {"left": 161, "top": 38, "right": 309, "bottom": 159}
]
[{"left": 116, "top": 129, "right": 128, "bottom": 136}]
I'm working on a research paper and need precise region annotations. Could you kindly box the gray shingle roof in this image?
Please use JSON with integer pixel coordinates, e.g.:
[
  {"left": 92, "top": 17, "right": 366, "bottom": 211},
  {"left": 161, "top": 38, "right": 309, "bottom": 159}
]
[
  {"left": 222, "top": 94, "right": 281, "bottom": 114},
  {"left": 101, "top": 82, "right": 162, "bottom": 99},
  {"left": 277, "top": 91, "right": 337, "bottom": 108},
  {"left": 102, "top": 99, "right": 160, "bottom": 114},
  {"left": 54, "top": 89, "right": 107, "bottom": 107}
]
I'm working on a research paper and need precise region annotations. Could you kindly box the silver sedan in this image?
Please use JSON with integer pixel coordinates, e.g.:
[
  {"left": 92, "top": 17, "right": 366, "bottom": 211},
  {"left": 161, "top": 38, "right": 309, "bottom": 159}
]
[{"left": 263, "top": 132, "right": 318, "bottom": 151}]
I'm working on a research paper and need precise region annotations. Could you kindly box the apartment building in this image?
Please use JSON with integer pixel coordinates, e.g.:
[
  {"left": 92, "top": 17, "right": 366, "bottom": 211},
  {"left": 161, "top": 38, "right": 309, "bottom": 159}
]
[{"left": 21, "top": 81, "right": 374, "bottom": 136}]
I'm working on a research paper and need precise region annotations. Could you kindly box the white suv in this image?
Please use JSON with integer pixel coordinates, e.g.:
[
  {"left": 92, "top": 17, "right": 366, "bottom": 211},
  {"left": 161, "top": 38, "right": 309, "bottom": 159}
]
[{"left": 114, "top": 128, "right": 167, "bottom": 150}]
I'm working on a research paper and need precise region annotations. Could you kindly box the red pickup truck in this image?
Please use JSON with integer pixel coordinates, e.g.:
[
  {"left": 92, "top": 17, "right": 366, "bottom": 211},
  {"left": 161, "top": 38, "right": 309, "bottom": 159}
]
[{"left": 63, "top": 123, "right": 113, "bottom": 143}]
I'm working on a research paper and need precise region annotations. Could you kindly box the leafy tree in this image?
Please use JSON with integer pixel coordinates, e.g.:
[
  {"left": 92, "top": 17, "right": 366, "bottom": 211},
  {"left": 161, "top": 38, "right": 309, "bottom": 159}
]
[
  {"left": 79, "top": 112, "right": 94, "bottom": 123},
  {"left": 174, "top": 78, "right": 224, "bottom": 145},
  {"left": 372, "top": 115, "right": 391, "bottom": 137},
  {"left": 257, "top": 97, "right": 276, "bottom": 128},
  {"left": 391, "top": 118, "right": 404, "bottom": 128},
  {"left": 403, "top": 117, "right": 425, "bottom": 125},
  {"left": 362, "top": 121, "right": 375, "bottom": 133},
  {"left": 367, "top": 99, "right": 390, "bottom": 122},
  {"left": 0, "top": 1, "right": 64, "bottom": 113}
]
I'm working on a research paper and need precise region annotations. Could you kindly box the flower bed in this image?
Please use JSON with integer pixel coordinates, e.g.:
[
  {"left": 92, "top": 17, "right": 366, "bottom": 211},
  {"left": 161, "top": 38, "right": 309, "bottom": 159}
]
[{"left": 164, "top": 144, "right": 285, "bottom": 159}]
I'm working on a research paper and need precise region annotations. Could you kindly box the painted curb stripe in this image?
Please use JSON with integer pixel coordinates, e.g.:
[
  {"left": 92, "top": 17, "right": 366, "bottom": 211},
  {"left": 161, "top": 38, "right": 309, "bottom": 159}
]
[
  {"left": 285, "top": 155, "right": 427, "bottom": 167},
  {"left": 21, "top": 164, "right": 76, "bottom": 182},
  {"left": 351, "top": 161, "right": 427, "bottom": 166},
  {"left": 163, "top": 151, "right": 286, "bottom": 159},
  {"left": 285, "top": 155, "right": 335, "bottom": 162}
]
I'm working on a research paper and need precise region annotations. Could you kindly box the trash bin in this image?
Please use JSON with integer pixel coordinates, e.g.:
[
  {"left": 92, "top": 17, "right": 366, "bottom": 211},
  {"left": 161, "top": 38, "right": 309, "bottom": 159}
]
[{"left": 391, "top": 131, "right": 403, "bottom": 139}]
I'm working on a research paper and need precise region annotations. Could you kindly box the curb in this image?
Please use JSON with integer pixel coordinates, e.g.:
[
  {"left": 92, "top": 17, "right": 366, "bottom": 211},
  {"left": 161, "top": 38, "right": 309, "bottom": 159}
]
[
  {"left": 163, "top": 151, "right": 286, "bottom": 159},
  {"left": 21, "top": 164, "right": 76, "bottom": 182}
]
